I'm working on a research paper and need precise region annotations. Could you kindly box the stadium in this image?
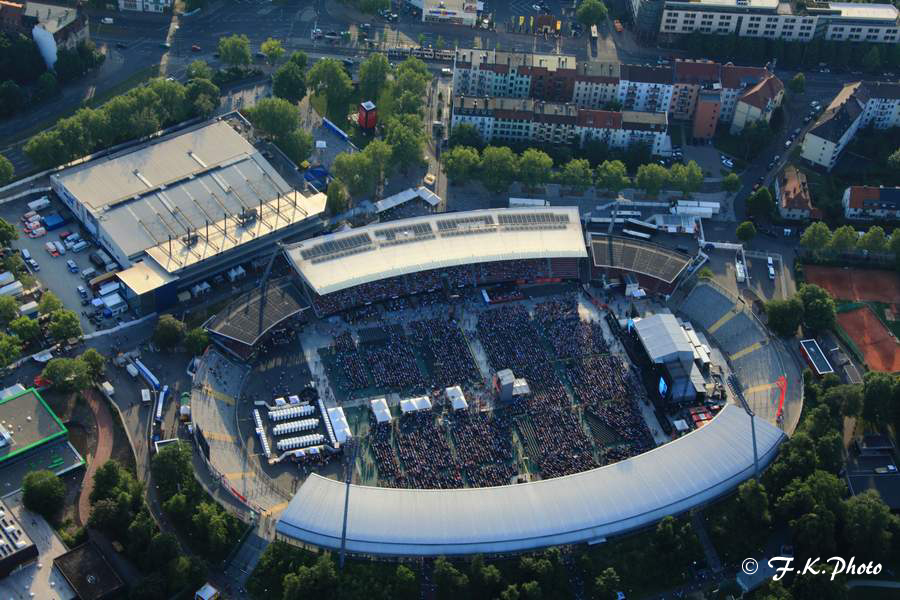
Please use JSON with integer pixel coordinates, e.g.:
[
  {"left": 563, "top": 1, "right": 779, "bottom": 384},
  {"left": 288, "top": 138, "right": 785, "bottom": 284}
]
[{"left": 190, "top": 206, "right": 793, "bottom": 558}]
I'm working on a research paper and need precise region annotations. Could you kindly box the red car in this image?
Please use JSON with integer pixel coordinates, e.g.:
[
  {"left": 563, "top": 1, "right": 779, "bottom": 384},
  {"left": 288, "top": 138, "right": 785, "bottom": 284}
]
[
  {"left": 58, "top": 230, "right": 72, "bottom": 240},
  {"left": 191, "top": 44, "right": 201, "bottom": 52}
]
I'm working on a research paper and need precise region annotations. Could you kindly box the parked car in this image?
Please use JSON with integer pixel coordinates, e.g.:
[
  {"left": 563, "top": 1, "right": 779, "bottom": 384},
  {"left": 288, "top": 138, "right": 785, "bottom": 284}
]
[
  {"left": 77, "top": 285, "right": 88, "bottom": 298},
  {"left": 58, "top": 230, "right": 72, "bottom": 240},
  {"left": 191, "top": 44, "right": 201, "bottom": 52},
  {"left": 45, "top": 241, "right": 59, "bottom": 256},
  {"left": 66, "top": 259, "right": 79, "bottom": 273},
  {"left": 26, "top": 258, "right": 39, "bottom": 271}
]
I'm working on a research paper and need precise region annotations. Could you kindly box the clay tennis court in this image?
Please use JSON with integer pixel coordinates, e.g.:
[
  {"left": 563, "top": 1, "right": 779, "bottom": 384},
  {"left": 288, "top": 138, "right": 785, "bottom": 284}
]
[
  {"left": 805, "top": 266, "right": 900, "bottom": 303},
  {"left": 836, "top": 307, "right": 900, "bottom": 373}
]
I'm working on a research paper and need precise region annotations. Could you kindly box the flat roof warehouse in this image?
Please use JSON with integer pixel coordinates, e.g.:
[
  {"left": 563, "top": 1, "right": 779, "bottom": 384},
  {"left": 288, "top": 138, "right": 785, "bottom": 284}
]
[{"left": 50, "top": 117, "right": 326, "bottom": 280}]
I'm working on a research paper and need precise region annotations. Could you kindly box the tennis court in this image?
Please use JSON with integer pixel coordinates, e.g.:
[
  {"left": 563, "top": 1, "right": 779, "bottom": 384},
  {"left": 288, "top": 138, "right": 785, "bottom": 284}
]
[
  {"left": 836, "top": 306, "right": 900, "bottom": 373},
  {"left": 805, "top": 266, "right": 900, "bottom": 304}
]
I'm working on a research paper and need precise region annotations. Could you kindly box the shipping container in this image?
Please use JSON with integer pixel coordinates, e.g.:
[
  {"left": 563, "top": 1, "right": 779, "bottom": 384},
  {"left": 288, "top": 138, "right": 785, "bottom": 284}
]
[
  {"left": 42, "top": 213, "right": 65, "bottom": 231},
  {"left": 0, "top": 281, "right": 23, "bottom": 297},
  {"left": 0, "top": 272, "right": 13, "bottom": 287}
]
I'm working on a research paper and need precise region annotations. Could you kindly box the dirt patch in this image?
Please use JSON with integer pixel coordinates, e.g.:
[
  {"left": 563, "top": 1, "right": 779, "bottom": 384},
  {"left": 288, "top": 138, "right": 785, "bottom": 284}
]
[
  {"left": 42, "top": 390, "right": 78, "bottom": 422},
  {"left": 837, "top": 306, "right": 900, "bottom": 373},
  {"left": 805, "top": 266, "right": 900, "bottom": 304},
  {"left": 67, "top": 423, "right": 89, "bottom": 459}
]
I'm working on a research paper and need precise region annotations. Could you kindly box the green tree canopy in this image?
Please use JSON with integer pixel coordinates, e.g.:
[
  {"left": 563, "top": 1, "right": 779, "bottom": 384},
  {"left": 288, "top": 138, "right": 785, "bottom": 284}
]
[
  {"left": 887, "top": 148, "right": 900, "bottom": 172},
  {"left": 325, "top": 180, "right": 350, "bottom": 214},
  {"left": 153, "top": 314, "right": 185, "bottom": 350},
  {"left": 797, "top": 283, "right": 835, "bottom": 332},
  {"left": 765, "top": 297, "right": 804, "bottom": 337},
  {"left": 9, "top": 316, "right": 39, "bottom": 344},
  {"left": 668, "top": 160, "right": 703, "bottom": 197},
  {"left": 593, "top": 567, "right": 621, "bottom": 600},
  {"left": 0, "top": 217, "right": 18, "bottom": 245},
  {"left": 443, "top": 146, "right": 480, "bottom": 183},
  {"left": 80, "top": 347, "right": 106, "bottom": 381},
  {"left": 260, "top": 37, "right": 284, "bottom": 65},
  {"left": 479, "top": 146, "right": 518, "bottom": 194},
  {"left": 561, "top": 158, "right": 593, "bottom": 193},
  {"left": 362, "top": 139, "right": 393, "bottom": 188},
  {"left": 0, "top": 333, "right": 21, "bottom": 368},
  {"left": 358, "top": 53, "right": 391, "bottom": 103},
  {"left": 288, "top": 50, "right": 308, "bottom": 70},
  {"left": 800, "top": 222, "right": 832, "bottom": 254},
  {"left": 308, "top": 58, "right": 353, "bottom": 119},
  {"left": 736, "top": 220, "right": 757, "bottom": 243},
  {"left": 38, "top": 292, "right": 63, "bottom": 316},
  {"left": 272, "top": 62, "right": 307, "bottom": 104},
  {"left": 828, "top": 225, "right": 857, "bottom": 255},
  {"left": 185, "top": 328, "right": 209, "bottom": 356},
  {"left": 635, "top": 163, "right": 669, "bottom": 197},
  {"left": 722, "top": 172, "right": 740, "bottom": 193},
  {"left": 789, "top": 72, "right": 805, "bottom": 94},
  {"left": 23, "top": 470, "right": 65, "bottom": 521},
  {"left": 576, "top": 0, "right": 609, "bottom": 27},
  {"left": 518, "top": 148, "right": 553, "bottom": 189},
  {"left": 843, "top": 489, "right": 895, "bottom": 560},
  {"left": 746, "top": 187, "right": 774, "bottom": 219},
  {"left": 42, "top": 356, "right": 90, "bottom": 391},
  {"left": 186, "top": 59, "right": 212, "bottom": 81},
  {"left": 0, "top": 295, "right": 17, "bottom": 327},
  {"left": 277, "top": 128, "right": 313, "bottom": 166},
  {"left": 218, "top": 34, "right": 252, "bottom": 69},
  {"left": 858, "top": 225, "right": 888, "bottom": 254},
  {"left": 49, "top": 309, "right": 82, "bottom": 340},
  {"left": 594, "top": 160, "right": 630, "bottom": 194},
  {"left": 385, "top": 115, "right": 425, "bottom": 173},
  {"left": 247, "top": 97, "right": 299, "bottom": 140},
  {"left": 332, "top": 151, "right": 376, "bottom": 198},
  {"left": 448, "top": 124, "right": 485, "bottom": 150},
  {"left": 0, "top": 154, "right": 12, "bottom": 185}
]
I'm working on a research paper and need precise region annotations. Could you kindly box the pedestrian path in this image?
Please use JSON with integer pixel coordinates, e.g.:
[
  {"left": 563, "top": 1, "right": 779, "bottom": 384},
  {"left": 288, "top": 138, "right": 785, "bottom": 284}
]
[
  {"left": 691, "top": 509, "right": 723, "bottom": 574},
  {"left": 77, "top": 390, "right": 114, "bottom": 526}
]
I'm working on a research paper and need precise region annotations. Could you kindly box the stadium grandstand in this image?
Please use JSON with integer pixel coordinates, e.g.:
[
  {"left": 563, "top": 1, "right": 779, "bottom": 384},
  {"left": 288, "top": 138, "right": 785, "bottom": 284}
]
[
  {"left": 590, "top": 233, "right": 691, "bottom": 294},
  {"left": 285, "top": 207, "right": 588, "bottom": 316},
  {"left": 276, "top": 404, "right": 784, "bottom": 556}
]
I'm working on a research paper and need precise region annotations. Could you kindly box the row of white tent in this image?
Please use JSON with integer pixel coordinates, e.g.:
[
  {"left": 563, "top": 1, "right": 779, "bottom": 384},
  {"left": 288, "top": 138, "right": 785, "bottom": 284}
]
[
  {"left": 253, "top": 409, "right": 272, "bottom": 458},
  {"left": 272, "top": 418, "right": 320, "bottom": 436},
  {"left": 370, "top": 387, "right": 468, "bottom": 424},
  {"left": 277, "top": 433, "right": 326, "bottom": 451},
  {"left": 400, "top": 396, "right": 432, "bottom": 414},
  {"left": 268, "top": 404, "right": 315, "bottom": 422},
  {"left": 326, "top": 407, "right": 352, "bottom": 445}
]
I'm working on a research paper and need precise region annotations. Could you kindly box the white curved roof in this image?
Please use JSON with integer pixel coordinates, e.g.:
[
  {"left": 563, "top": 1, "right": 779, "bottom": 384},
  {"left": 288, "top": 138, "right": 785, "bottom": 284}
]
[
  {"left": 284, "top": 207, "right": 587, "bottom": 295},
  {"left": 276, "top": 405, "right": 784, "bottom": 556}
]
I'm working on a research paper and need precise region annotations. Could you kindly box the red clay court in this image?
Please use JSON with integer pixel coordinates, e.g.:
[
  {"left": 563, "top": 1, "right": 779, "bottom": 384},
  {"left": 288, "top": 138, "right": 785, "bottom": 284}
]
[
  {"left": 836, "top": 307, "right": 900, "bottom": 373},
  {"left": 805, "top": 266, "right": 900, "bottom": 304}
]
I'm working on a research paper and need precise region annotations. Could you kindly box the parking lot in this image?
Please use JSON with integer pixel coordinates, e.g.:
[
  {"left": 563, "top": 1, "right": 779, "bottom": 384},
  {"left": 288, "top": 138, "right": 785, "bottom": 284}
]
[{"left": 1, "top": 193, "right": 137, "bottom": 335}]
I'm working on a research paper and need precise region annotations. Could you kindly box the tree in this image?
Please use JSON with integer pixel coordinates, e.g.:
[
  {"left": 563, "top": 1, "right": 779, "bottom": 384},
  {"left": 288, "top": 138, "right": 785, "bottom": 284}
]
[
  {"left": 185, "top": 328, "right": 209, "bottom": 357},
  {"left": 362, "top": 139, "right": 393, "bottom": 189},
  {"left": 385, "top": 115, "right": 425, "bottom": 173},
  {"left": 259, "top": 37, "right": 284, "bottom": 65},
  {"left": 48, "top": 309, "right": 82, "bottom": 340},
  {"left": 325, "top": 180, "right": 350, "bottom": 214},
  {"left": 153, "top": 314, "right": 185, "bottom": 351},
  {"left": 22, "top": 470, "right": 65, "bottom": 520},
  {"left": 151, "top": 442, "right": 193, "bottom": 498},
  {"left": 828, "top": 225, "right": 857, "bottom": 255},
  {"left": 443, "top": 146, "right": 480, "bottom": 183},
  {"left": 766, "top": 297, "right": 804, "bottom": 337},
  {"left": 185, "top": 78, "right": 220, "bottom": 118},
  {"left": 42, "top": 357, "right": 90, "bottom": 391},
  {"left": 668, "top": 160, "right": 703, "bottom": 197},
  {"left": 186, "top": 59, "right": 212, "bottom": 81},
  {"left": 448, "top": 124, "right": 485, "bottom": 150},
  {"left": 271, "top": 63, "right": 307, "bottom": 105},
  {"left": 434, "top": 557, "right": 469, "bottom": 600},
  {"left": 218, "top": 34, "right": 252, "bottom": 69},
  {"left": 358, "top": 53, "right": 390, "bottom": 103},
  {"left": 861, "top": 371, "right": 895, "bottom": 425},
  {"left": 797, "top": 284, "right": 836, "bottom": 332},
  {"left": 858, "top": 225, "right": 888, "bottom": 254},
  {"left": 789, "top": 72, "right": 806, "bottom": 94},
  {"left": 277, "top": 129, "right": 313, "bottom": 166},
  {"left": 561, "top": 158, "right": 593, "bottom": 193},
  {"left": 288, "top": 50, "right": 308, "bottom": 71},
  {"left": 0, "top": 81, "right": 26, "bottom": 119},
  {"left": 80, "top": 348, "right": 106, "bottom": 382},
  {"left": 635, "top": 163, "right": 669, "bottom": 197},
  {"left": 747, "top": 187, "right": 774, "bottom": 219},
  {"left": 862, "top": 46, "right": 881, "bottom": 73},
  {"left": 9, "top": 316, "right": 40, "bottom": 344},
  {"left": 0, "top": 154, "right": 12, "bottom": 185},
  {"left": 0, "top": 333, "right": 21, "bottom": 368},
  {"left": 38, "top": 292, "right": 63, "bottom": 316},
  {"left": 247, "top": 97, "right": 299, "bottom": 140},
  {"left": 35, "top": 72, "right": 59, "bottom": 102},
  {"left": 594, "top": 160, "right": 630, "bottom": 195},
  {"left": 737, "top": 478, "right": 771, "bottom": 526},
  {"left": 479, "top": 146, "right": 518, "bottom": 194},
  {"left": 800, "top": 222, "right": 832, "bottom": 254},
  {"left": 0, "top": 217, "right": 18, "bottom": 245},
  {"left": 723, "top": 172, "right": 740, "bottom": 194},
  {"left": 518, "top": 148, "right": 553, "bottom": 189},
  {"left": 593, "top": 567, "right": 620, "bottom": 600},
  {"left": 332, "top": 151, "right": 376, "bottom": 197},
  {"left": 576, "top": 0, "right": 608, "bottom": 27},
  {"left": 308, "top": 58, "right": 353, "bottom": 119},
  {"left": 0, "top": 295, "right": 17, "bottom": 327},
  {"left": 843, "top": 489, "right": 894, "bottom": 561},
  {"left": 888, "top": 148, "right": 900, "bottom": 172},
  {"left": 283, "top": 553, "right": 338, "bottom": 599},
  {"left": 736, "top": 220, "right": 757, "bottom": 243}
]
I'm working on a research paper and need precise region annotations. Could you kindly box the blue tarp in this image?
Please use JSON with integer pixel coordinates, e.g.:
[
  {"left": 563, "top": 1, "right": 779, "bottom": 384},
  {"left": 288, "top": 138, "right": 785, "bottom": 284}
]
[{"left": 322, "top": 118, "right": 349, "bottom": 142}]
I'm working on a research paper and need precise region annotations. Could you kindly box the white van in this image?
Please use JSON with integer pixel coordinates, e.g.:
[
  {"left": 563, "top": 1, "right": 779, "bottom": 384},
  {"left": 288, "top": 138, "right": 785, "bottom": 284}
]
[
  {"left": 768, "top": 265, "right": 776, "bottom": 280},
  {"left": 126, "top": 363, "right": 139, "bottom": 378},
  {"left": 72, "top": 240, "right": 89, "bottom": 253},
  {"left": 101, "top": 17, "right": 114, "bottom": 24},
  {"left": 20, "top": 248, "right": 31, "bottom": 260},
  {"left": 440, "top": 68, "right": 452, "bottom": 76},
  {"left": 767, "top": 256, "right": 774, "bottom": 267}
]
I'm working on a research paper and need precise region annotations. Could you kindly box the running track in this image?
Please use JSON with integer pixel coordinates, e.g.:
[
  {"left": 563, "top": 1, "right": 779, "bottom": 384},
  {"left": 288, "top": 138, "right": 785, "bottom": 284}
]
[{"left": 77, "top": 389, "right": 114, "bottom": 526}]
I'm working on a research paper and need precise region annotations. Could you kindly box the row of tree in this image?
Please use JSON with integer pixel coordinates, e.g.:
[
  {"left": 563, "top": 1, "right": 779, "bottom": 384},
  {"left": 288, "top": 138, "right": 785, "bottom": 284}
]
[
  {"left": 443, "top": 144, "right": 708, "bottom": 198},
  {"left": 24, "top": 75, "right": 221, "bottom": 170},
  {"left": 152, "top": 314, "right": 209, "bottom": 355},
  {"left": 800, "top": 221, "right": 900, "bottom": 258},
  {"left": 765, "top": 283, "right": 837, "bottom": 338},
  {"left": 0, "top": 291, "right": 82, "bottom": 368}
]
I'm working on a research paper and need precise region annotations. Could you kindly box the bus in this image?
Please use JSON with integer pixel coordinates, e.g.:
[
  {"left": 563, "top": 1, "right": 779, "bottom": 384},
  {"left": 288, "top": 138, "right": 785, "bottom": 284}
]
[{"left": 622, "top": 228, "right": 652, "bottom": 240}]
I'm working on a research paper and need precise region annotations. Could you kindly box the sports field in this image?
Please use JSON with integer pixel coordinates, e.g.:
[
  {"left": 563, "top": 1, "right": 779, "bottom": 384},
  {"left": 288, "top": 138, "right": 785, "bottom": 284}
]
[
  {"left": 836, "top": 306, "right": 900, "bottom": 373},
  {"left": 804, "top": 266, "right": 900, "bottom": 304}
]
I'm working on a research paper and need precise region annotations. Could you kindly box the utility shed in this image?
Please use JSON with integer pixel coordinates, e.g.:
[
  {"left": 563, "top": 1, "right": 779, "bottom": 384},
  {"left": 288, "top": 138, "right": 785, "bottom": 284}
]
[{"left": 634, "top": 313, "right": 694, "bottom": 365}]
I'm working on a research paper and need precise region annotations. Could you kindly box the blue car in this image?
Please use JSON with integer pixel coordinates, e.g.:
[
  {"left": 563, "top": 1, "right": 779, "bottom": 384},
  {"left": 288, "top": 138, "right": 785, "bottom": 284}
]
[{"left": 66, "top": 259, "right": 78, "bottom": 273}]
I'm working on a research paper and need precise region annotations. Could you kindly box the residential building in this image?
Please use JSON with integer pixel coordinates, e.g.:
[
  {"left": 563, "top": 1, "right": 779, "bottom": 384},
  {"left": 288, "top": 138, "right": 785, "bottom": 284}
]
[
  {"left": 617, "top": 64, "right": 675, "bottom": 113},
  {"left": 775, "top": 166, "right": 820, "bottom": 220},
  {"left": 452, "top": 49, "right": 577, "bottom": 102},
  {"left": 572, "top": 61, "right": 621, "bottom": 109},
  {"left": 693, "top": 90, "right": 722, "bottom": 139},
  {"left": 801, "top": 81, "right": 900, "bottom": 171},
  {"left": 450, "top": 96, "right": 671, "bottom": 155},
  {"left": 730, "top": 73, "right": 784, "bottom": 134},
  {"left": 24, "top": 2, "right": 87, "bottom": 50},
  {"left": 118, "top": 0, "right": 171, "bottom": 13},
  {"left": 630, "top": 0, "right": 666, "bottom": 40},
  {"left": 659, "top": 0, "right": 899, "bottom": 44},
  {"left": 842, "top": 186, "right": 900, "bottom": 220}
]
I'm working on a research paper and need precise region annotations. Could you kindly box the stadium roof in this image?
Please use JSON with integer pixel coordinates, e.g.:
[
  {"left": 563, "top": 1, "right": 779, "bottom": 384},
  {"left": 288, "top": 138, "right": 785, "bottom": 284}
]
[
  {"left": 285, "top": 207, "right": 587, "bottom": 295},
  {"left": 276, "top": 404, "right": 785, "bottom": 556},
  {"left": 590, "top": 234, "right": 691, "bottom": 283},
  {"left": 206, "top": 278, "right": 308, "bottom": 346},
  {"left": 52, "top": 119, "right": 327, "bottom": 267}
]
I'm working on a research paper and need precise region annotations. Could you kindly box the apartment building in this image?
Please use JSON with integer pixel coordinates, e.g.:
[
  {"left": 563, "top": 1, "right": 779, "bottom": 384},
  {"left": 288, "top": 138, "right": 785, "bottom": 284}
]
[
  {"left": 618, "top": 64, "right": 675, "bottom": 113},
  {"left": 118, "top": 0, "right": 171, "bottom": 12},
  {"left": 801, "top": 81, "right": 900, "bottom": 171},
  {"left": 451, "top": 96, "right": 672, "bottom": 155},
  {"left": 842, "top": 186, "right": 900, "bottom": 220},
  {"left": 452, "top": 49, "right": 578, "bottom": 102},
  {"left": 572, "top": 61, "right": 621, "bottom": 109},
  {"left": 775, "top": 166, "right": 820, "bottom": 220},
  {"left": 730, "top": 74, "right": 784, "bottom": 134},
  {"left": 659, "top": 0, "right": 899, "bottom": 44}
]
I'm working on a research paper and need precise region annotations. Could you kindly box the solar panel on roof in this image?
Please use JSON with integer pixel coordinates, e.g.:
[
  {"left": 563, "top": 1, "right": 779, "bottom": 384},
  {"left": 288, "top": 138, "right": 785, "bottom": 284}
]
[
  {"left": 436, "top": 215, "right": 496, "bottom": 232},
  {"left": 498, "top": 212, "right": 569, "bottom": 230},
  {"left": 375, "top": 222, "right": 434, "bottom": 241},
  {"left": 300, "top": 233, "right": 373, "bottom": 260}
]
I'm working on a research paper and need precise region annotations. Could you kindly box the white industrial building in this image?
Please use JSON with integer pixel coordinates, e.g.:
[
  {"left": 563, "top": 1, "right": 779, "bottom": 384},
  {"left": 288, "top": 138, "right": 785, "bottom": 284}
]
[{"left": 276, "top": 404, "right": 785, "bottom": 556}]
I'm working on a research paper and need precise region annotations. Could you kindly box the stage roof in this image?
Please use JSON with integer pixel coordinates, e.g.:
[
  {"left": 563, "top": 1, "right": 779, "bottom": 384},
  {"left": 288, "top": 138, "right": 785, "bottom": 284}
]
[
  {"left": 276, "top": 404, "right": 785, "bottom": 556},
  {"left": 206, "top": 279, "right": 307, "bottom": 346},
  {"left": 285, "top": 207, "right": 587, "bottom": 295},
  {"left": 590, "top": 234, "right": 691, "bottom": 284}
]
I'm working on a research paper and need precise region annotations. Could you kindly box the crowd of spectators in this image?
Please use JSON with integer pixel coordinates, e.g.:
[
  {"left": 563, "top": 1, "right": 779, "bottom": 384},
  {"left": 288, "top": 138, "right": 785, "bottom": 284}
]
[
  {"left": 409, "top": 318, "right": 480, "bottom": 389},
  {"left": 448, "top": 410, "right": 517, "bottom": 487},
  {"left": 533, "top": 296, "right": 609, "bottom": 359},
  {"left": 394, "top": 412, "right": 462, "bottom": 489},
  {"left": 366, "top": 330, "right": 423, "bottom": 390}
]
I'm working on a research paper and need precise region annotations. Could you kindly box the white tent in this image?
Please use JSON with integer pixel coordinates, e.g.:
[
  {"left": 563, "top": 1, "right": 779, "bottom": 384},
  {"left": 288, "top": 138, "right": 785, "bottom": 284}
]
[
  {"left": 400, "top": 396, "right": 432, "bottom": 414},
  {"left": 445, "top": 386, "right": 468, "bottom": 411},
  {"left": 370, "top": 397, "right": 392, "bottom": 423},
  {"left": 327, "top": 406, "right": 352, "bottom": 444}
]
